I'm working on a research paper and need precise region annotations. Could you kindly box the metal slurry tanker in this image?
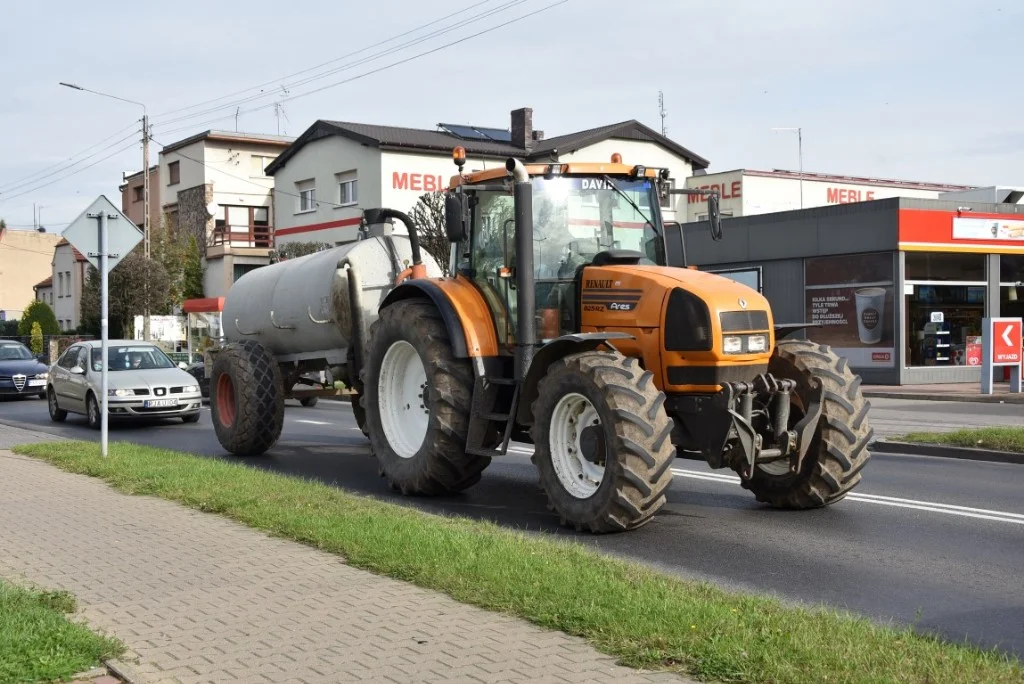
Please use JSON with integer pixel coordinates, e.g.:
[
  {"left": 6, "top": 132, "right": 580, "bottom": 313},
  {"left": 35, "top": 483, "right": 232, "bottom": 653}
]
[{"left": 207, "top": 209, "right": 442, "bottom": 455}]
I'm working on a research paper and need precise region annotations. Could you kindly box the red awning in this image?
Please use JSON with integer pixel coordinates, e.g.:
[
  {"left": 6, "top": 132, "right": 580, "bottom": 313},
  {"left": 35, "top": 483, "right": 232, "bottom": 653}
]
[{"left": 182, "top": 297, "right": 225, "bottom": 313}]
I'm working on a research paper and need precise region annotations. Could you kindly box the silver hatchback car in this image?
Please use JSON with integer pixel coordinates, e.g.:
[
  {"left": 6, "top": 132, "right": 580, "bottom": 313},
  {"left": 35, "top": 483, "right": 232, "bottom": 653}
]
[{"left": 47, "top": 340, "right": 202, "bottom": 428}]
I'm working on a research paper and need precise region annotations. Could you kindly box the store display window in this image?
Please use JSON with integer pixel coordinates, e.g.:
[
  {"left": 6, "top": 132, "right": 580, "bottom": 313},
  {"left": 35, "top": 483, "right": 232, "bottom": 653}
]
[{"left": 904, "top": 253, "right": 986, "bottom": 367}]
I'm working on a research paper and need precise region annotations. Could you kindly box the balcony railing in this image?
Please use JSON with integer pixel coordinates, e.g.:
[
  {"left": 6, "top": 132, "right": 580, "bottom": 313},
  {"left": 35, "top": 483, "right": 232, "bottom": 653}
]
[{"left": 209, "top": 224, "right": 274, "bottom": 249}]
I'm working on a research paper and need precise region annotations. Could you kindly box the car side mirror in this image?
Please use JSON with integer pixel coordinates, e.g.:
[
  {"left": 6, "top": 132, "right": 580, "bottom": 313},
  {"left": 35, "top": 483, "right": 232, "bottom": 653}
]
[
  {"left": 444, "top": 193, "right": 469, "bottom": 243},
  {"left": 178, "top": 362, "right": 188, "bottom": 370},
  {"left": 36, "top": 354, "right": 47, "bottom": 364},
  {"left": 707, "top": 193, "right": 723, "bottom": 241},
  {"left": 70, "top": 366, "right": 85, "bottom": 375}
]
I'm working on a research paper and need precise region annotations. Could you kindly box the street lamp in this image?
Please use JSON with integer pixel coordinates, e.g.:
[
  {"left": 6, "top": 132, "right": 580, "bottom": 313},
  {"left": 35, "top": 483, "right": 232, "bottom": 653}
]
[
  {"left": 772, "top": 127, "right": 803, "bottom": 209},
  {"left": 60, "top": 81, "right": 151, "bottom": 341}
]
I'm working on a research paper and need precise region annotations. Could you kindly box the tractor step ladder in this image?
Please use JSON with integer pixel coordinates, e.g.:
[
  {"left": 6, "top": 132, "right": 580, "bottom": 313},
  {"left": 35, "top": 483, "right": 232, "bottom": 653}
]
[{"left": 466, "top": 374, "right": 520, "bottom": 458}]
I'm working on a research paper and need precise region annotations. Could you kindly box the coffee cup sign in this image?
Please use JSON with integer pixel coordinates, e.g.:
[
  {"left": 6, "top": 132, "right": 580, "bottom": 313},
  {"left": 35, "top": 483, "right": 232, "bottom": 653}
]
[{"left": 855, "top": 287, "right": 886, "bottom": 345}]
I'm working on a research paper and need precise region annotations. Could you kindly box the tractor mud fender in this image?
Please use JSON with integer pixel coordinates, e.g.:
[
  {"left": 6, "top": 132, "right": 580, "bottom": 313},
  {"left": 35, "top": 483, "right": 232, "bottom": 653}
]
[
  {"left": 379, "top": 281, "right": 468, "bottom": 358},
  {"left": 516, "top": 332, "right": 635, "bottom": 426}
]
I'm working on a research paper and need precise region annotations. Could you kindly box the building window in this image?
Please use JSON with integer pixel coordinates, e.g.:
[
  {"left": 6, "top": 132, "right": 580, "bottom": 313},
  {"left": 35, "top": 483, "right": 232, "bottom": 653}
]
[
  {"left": 296, "top": 180, "right": 316, "bottom": 213},
  {"left": 66, "top": 271, "right": 72, "bottom": 297},
  {"left": 58, "top": 273, "right": 64, "bottom": 298},
  {"left": 336, "top": 171, "right": 358, "bottom": 207},
  {"left": 905, "top": 252, "right": 986, "bottom": 367},
  {"left": 251, "top": 155, "right": 274, "bottom": 177},
  {"left": 232, "top": 263, "right": 263, "bottom": 282},
  {"left": 999, "top": 254, "right": 1024, "bottom": 330},
  {"left": 133, "top": 186, "right": 144, "bottom": 202},
  {"left": 168, "top": 161, "right": 180, "bottom": 186}
]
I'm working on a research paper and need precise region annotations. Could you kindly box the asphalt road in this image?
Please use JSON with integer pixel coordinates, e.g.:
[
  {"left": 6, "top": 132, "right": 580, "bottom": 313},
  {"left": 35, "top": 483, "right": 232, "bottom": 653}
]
[{"left": 2, "top": 395, "right": 1022, "bottom": 657}]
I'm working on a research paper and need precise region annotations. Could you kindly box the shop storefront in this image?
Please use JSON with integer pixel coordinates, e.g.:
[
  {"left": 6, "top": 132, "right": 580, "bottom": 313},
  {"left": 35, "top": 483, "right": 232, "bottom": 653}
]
[{"left": 682, "top": 198, "right": 1024, "bottom": 385}]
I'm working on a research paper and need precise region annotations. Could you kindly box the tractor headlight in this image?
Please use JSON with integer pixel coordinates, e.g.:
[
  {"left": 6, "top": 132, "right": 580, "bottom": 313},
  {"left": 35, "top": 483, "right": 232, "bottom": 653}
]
[
  {"left": 108, "top": 388, "right": 134, "bottom": 397},
  {"left": 747, "top": 334, "right": 767, "bottom": 353},
  {"left": 723, "top": 336, "right": 743, "bottom": 354}
]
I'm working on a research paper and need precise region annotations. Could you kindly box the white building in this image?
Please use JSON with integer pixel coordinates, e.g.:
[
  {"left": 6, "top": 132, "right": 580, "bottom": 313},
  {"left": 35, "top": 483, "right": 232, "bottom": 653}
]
[
  {"left": 683, "top": 169, "right": 975, "bottom": 221},
  {"left": 158, "top": 130, "right": 294, "bottom": 297},
  {"left": 50, "top": 238, "right": 89, "bottom": 331},
  {"left": 266, "top": 107, "right": 710, "bottom": 245}
]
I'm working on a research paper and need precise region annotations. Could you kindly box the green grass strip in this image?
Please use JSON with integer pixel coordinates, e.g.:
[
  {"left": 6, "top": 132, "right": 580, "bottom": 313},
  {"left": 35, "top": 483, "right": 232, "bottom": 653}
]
[
  {"left": 0, "top": 578, "right": 123, "bottom": 683},
  {"left": 13, "top": 440, "right": 1023, "bottom": 684},
  {"left": 901, "top": 427, "right": 1024, "bottom": 453}
]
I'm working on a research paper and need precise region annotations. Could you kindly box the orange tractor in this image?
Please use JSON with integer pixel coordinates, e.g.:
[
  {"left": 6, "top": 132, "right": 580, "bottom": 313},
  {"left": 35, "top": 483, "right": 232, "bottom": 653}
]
[{"left": 210, "top": 150, "right": 873, "bottom": 533}]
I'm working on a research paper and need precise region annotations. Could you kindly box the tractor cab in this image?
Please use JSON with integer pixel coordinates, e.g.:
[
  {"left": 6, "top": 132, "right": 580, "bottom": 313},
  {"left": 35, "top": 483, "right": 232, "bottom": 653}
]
[{"left": 443, "top": 147, "right": 722, "bottom": 343}]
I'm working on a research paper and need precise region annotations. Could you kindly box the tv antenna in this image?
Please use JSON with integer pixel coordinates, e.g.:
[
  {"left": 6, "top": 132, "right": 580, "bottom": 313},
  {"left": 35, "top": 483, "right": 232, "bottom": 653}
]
[
  {"left": 274, "top": 85, "right": 291, "bottom": 135},
  {"left": 658, "top": 91, "right": 668, "bottom": 136}
]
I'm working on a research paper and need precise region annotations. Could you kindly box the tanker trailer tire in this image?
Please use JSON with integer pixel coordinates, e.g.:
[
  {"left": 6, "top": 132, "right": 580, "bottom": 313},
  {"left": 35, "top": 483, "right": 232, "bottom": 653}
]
[
  {"left": 361, "top": 299, "right": 488, "bottom": 496},
  {"left": 530, "top": 351, "right": 675, "bottom": 533},
  {"left": 739, "top": 339, "right": 873, "bottom": 509},
  {"left": 210, "top": 340, "right": 285, "bottom": 457}
]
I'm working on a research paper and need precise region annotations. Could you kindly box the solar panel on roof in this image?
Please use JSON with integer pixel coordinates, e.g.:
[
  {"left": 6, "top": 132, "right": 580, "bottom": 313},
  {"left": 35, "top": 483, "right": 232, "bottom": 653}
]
[
  {"left": 475, "top": 127, "right": 512, "bottom": 142},
  {"left": 438, "top": 123, "right": 490, "bottom": 140}
]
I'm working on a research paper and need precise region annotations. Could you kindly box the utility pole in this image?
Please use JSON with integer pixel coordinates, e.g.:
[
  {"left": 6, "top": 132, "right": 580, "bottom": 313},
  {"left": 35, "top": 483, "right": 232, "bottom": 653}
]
[
  {"left": 772, "top": 127, "right": 804, "bottom": 209},
  {"left": 658, "top": 91, "right": 668, "bottom": 136},
  {"left": 60, "top": 81, "right": 151, "bottom": 340}
]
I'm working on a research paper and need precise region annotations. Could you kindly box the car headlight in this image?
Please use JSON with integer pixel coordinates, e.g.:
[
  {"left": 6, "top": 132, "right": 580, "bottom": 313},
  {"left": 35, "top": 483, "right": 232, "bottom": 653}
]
[
  {"left": 34, "top": 372, "right": 48, "bottom": 380},
  {"left": 723, "top": 336, "right": 743, "bottom": 354},
  {"left": 747, "top": 335, "right": 768, "bottom": 353},
  {"left": 108, "top": 388, "right": 134, "bottom": 397},
  {"left": 183, "top": 385, "right": 199, "bottom": 393}
]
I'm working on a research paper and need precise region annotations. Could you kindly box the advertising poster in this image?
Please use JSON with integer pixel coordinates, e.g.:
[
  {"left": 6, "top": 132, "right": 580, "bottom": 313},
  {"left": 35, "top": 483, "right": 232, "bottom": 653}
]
[
  {"left": 804, "top": 252, "right": 896, "bottom": 368},
  {"left": 953, "top": 217, "right": 1024, "bottom": 241}
]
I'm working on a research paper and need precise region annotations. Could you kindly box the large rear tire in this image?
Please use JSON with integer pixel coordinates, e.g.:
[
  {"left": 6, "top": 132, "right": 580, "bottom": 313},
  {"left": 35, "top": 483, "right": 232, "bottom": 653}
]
[
  {"left": 531, "top": 351, "right": 675, "bottom": 533},
  {"left": 361, "top": 299, "right": 488, "bottom": 495},
  {"left": 210, "top": 341, "right": 284, "bottom": 456},
  {"left": 739, "top": 339, "right": 873, "bottom": 508}
]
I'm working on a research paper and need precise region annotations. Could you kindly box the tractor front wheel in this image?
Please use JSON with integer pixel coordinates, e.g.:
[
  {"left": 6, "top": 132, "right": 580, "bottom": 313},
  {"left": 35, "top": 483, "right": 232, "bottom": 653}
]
[
  {"left": 531, "top": 351, "right": 675, "bottom": 533},
  {"left": 739, "top": 339, "right": 873, "bottom": 508}
]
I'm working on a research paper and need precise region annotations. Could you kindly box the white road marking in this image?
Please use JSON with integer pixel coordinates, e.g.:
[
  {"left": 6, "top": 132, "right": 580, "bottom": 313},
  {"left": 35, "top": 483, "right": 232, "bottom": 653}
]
[{"left": 507, "top": 445, "right": 1023, "bottom": 525}]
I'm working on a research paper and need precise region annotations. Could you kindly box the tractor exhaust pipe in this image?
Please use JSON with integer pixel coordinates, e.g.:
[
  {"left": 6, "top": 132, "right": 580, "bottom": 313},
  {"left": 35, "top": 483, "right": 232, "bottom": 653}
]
[
  {"left": 363, "top": 207, "right": 426, "bottom": 282},
  {"left": 507, "top": 158, "right": 534, "bottom": 380}
]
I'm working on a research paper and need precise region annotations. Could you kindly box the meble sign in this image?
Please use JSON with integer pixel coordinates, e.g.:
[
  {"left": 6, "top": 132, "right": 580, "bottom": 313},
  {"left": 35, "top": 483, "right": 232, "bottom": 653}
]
[{"left": 392, "top": 172, "right": 448, "bottom": 192}]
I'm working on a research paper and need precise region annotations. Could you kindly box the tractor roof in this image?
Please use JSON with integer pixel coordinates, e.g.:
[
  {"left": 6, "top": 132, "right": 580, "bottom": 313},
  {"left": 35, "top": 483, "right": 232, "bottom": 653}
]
[{"left": 448, "top": 162, "right": 663, "bottom": 190}]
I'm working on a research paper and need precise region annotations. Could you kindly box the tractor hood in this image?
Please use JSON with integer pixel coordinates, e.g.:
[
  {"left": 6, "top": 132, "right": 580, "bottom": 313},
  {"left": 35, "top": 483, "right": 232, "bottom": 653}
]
[{"left": 578, "top": 264, "right": 773, "bottom": 331}]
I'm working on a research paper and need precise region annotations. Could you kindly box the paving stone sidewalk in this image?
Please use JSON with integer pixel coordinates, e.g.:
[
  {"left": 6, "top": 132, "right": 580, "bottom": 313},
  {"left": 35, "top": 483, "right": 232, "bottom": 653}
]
[{"left": 0, "top": 444, "right": 692, "bottom": 684}]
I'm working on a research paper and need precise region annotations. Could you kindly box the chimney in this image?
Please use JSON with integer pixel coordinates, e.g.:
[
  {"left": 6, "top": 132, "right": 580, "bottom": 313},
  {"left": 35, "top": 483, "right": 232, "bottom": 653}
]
[
  {"left": 532, "top": 130, "right": 544, "bottom": 142},
  {"left": 511, "top": 107, "right": 533, "bottom": 150}
]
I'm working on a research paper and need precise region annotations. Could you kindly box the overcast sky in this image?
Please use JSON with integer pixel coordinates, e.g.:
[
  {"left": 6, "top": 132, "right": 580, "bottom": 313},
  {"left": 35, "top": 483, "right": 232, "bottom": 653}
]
[{"left": 0, "top": 0, "right": 1018, "bottom": 231}]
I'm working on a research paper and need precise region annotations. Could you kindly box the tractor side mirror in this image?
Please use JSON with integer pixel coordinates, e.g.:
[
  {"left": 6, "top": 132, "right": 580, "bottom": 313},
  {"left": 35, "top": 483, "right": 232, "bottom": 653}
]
[
  {"left": 444, "top": 193, "right": 470, "bottom": 243},
  {"left": 707, "top": 193, "right": 723, "bottom": 241}
]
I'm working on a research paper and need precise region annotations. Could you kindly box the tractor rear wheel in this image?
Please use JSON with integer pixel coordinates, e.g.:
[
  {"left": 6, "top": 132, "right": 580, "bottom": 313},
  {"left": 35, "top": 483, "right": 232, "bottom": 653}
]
[
  {"left": 210, "top": 341, "right": 285, "bottom": 456},
  {"left": 361, "top": 299, "right": 488, "bottom": 495},
  {"left": 739, "top": 339, "right": 873, "bottom": 508},
  {"left": 531, "top": 351, "right": 675, "bottom": 533}
]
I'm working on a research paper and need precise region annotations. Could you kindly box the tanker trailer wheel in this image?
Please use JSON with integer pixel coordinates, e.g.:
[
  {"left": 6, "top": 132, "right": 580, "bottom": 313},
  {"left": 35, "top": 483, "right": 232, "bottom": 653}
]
[
  {"left": 738, "top": 339, "right": 873, "bottom": 509},
  {"left": 347, "top": 347, "right": 369, "bottom": 437},
  {"left": 530, "top": 351, "right": 675, "bottom": 533},
  {"left": 210, "top": 340, "right": 285, "bottom": 457},
  {"left": 361, "top": 299, "right": 488, "bottom": 495}
]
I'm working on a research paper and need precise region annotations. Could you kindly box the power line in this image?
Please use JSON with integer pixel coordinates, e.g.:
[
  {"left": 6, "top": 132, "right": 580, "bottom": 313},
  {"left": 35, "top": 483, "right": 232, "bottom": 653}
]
[
  {"left": 0, "top": 140, "right": 139, "bottom": 203},
  {"left": 156, "top": 1, "right": 568, "bottom": 140},
  {"left": 0, "top": 122, "right": 140, "bottom": 193},
  {"left": 153, "top": 0, "right": 499, "bottom": 121},
  {"left": 153, "top": 0, "right": 529, "bottom": 130}
]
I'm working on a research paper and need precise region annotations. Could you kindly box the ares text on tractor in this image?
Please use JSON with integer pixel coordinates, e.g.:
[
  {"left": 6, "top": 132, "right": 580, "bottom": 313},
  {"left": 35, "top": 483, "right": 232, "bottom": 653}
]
[{"left": 208, "top": 148, "right": 873, "bottom": 533}]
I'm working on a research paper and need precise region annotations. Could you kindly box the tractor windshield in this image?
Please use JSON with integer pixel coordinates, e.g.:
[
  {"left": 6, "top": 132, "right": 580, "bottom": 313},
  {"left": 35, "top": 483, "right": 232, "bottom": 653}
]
[{"left": 531, "top": 176, "right": 663, "bottom": 277}]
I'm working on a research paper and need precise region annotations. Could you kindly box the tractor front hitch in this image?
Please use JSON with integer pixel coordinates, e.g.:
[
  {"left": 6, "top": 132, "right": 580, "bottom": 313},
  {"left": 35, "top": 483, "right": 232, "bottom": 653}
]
[{"left": 720, "top": 375, "right": 823, "bottom": 480}]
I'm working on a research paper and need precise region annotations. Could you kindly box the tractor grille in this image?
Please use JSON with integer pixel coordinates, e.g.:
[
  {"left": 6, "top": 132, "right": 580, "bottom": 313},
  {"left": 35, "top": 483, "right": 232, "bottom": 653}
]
[
  {"left": 667, "top": 364, "right": 768, "bottom": 386},
  {"left": 720, "top": 310, "right": 769, "bottom": 333}
]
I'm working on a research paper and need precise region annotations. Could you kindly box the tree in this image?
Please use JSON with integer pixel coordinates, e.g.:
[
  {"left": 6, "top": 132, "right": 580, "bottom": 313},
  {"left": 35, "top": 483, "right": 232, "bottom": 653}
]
[
  {"left": 18, "top": 300, "right": 59, "bottom": 336},
  {"left": 410, "top": 191, "right": 450, "bottom": 275},
  {"left": 30, "top": 322, "right": 43, "bottom": 355},
  {"left": 182, "top": 235, "right": 205, "bottom": 301},
  {"left": 273, "top": 241, "right": 332, "bottom": 262},
  {"left": 80, "top": 250, "right": 172, "bottom": 338},
  {"left": 0, "top": 319, "right": 18, "bottom": 336}
]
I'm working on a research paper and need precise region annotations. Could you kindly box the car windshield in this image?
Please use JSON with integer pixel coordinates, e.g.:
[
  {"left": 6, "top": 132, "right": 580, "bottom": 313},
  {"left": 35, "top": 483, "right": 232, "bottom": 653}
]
[
  {"left": 0, "top": 343, "right": 33, "bottom": 361},
  {"left": 90, "top": 345, "right": 175, "bottom": 372}
]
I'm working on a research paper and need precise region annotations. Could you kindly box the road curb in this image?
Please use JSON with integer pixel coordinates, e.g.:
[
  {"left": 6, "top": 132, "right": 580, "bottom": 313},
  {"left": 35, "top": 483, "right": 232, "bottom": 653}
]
[
  {"left": 863, "top": 390, "right": 1024, "bottom": 404},
  {"left": 869, "top": 439, "right": 1024, "bottom": 465}
]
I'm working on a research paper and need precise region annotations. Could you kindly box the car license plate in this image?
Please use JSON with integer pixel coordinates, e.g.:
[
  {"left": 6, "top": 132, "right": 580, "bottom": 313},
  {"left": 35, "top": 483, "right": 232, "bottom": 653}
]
[
  {"left": 27, "top": 379, "right": 45, "bottom": 387},
  {"left": 144, "top": 399, "right": 178, "bottom": 408}
]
